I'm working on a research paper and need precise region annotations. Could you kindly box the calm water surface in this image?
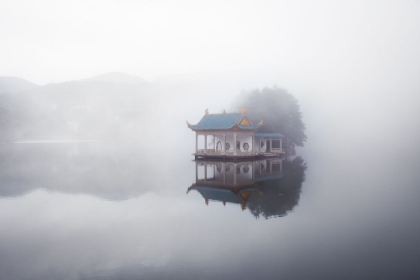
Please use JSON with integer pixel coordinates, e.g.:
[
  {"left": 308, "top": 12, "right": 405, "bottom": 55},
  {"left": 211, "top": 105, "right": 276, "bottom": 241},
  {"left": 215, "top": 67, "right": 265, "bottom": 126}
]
[{"left": 1, "top": 135, "right": 419, "bottom": 279}]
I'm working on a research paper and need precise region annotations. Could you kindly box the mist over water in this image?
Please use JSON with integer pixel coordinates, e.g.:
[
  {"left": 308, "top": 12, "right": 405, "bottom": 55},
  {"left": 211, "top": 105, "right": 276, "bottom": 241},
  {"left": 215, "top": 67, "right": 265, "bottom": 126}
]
[
  {"left": 1, "top": 0, "right": 420, "bottom": 279},
  {"left": 1, "top": 81, "right": 419, "bottom": 279}
]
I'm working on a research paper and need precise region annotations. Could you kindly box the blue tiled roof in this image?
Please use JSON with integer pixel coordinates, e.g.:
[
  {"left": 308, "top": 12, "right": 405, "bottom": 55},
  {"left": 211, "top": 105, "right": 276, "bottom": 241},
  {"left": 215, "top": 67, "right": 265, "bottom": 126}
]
[
  {"left": 191, "top": 186, "right": 258, "bottom": 204},
  {"left": 254, "top": 133, "right": 284, "bottom": 139},
  {"left": 254, "top": 174, "right": 284, "bottom": 181},
  {"left": 189, "top": 113, "right": 242, "bottom": 130},
  {"left": 194, "top": 186, "right": 241, "bottom": 203},
  {"left": 238, "top": 125, "right": 260, "bottom": 130}
]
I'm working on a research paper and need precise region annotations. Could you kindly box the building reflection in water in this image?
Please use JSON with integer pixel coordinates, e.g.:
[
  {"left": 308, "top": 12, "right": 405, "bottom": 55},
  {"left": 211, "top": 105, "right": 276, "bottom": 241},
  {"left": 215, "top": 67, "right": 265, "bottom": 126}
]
[{"left": 187, "top": 157, "right": 307, "bottom": 218}]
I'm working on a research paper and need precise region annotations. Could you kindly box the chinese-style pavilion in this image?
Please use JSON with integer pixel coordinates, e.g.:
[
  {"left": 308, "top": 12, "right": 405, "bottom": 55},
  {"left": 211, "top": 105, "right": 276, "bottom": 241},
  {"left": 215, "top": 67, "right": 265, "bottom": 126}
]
[{"left": 187, "top": 108, "right": 284, "bottom": 159}]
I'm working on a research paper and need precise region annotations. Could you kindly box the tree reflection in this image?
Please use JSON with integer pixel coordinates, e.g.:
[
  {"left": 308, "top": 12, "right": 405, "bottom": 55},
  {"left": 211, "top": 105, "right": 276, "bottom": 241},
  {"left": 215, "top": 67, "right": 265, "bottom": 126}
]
[
  {"left": 188, "top": 157, "right": 307, "bottom": 219},
  {"left": 247, "top": 157, "right": 306, "bottom": 218}
]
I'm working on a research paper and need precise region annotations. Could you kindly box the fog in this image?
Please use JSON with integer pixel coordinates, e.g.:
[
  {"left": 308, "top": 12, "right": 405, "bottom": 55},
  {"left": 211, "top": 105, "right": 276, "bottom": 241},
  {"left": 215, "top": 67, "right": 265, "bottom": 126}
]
[
  {"left": 2, "top": 0, "right": 420, "bottom": 133},
  {"left": 1, "top": 1, "right": 420, "bottom": 279}
]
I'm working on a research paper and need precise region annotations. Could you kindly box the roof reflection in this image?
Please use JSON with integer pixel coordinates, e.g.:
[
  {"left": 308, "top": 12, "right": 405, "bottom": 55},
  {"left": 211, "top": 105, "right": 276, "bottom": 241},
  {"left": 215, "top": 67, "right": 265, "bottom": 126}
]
[{"left": 188, "top": 158, "right": 307, "bottom": 218}]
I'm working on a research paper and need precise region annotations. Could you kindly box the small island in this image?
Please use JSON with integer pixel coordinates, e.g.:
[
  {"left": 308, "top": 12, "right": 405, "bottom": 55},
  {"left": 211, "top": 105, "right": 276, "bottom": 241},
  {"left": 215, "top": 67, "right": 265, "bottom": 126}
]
[{"left": 187, "top": 87, "right": 307, "bottom": 160}]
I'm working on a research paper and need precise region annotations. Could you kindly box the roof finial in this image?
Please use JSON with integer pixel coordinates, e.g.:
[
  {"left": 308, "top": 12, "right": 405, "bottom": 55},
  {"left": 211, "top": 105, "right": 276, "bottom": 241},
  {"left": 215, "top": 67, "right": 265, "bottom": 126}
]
[
  {"left": 258, "top": 120, "right": 263, "bottom": 125},
  {"left": 186, "top": 120, "right": 191, "bottom": 126},
  {"left": 241, "top": 107, "right": 246, "bottom": 114},
  {"left": 205, "top": 108, "right": 209, "bottom": 115}
]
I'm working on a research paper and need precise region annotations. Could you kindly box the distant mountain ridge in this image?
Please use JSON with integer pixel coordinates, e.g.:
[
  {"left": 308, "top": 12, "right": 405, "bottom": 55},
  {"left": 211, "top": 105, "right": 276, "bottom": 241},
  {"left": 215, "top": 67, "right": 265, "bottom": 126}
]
[
  {"left": 0, "top": 77, "right": 38, "bottom": 94},
  {"left": 0, "top": 73, "right": 148, "bottom": 92},
  {"left": 0, "top": 71, "right": 155, "bottom": 141},
  {"left": 83, "top": 72, "right": 148, "bottom": 84}
]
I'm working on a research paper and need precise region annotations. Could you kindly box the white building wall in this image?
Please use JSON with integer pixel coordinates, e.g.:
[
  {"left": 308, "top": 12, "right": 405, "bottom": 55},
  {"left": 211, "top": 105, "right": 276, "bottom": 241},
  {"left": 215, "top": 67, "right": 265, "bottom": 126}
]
[
  {"left": 236, "top": 134, "right": 253, "bottom": 152},
  {"left": 214, "top": 135, "right": 224, "bottom": 151},
  {"left": 198, "top": 132, "right": 255, "bottom": 153},
  {"left": 205, "top": 135, "right": 215, "bottom": 150},
  {"left": 226, "top": 134, "right": 234, "bottom": 151},
  {"left": 258, "top": 139, "right": 267, "bottom": 152},
  {"left": 197, "top": 134, "right": 205, "bottom": 149}
]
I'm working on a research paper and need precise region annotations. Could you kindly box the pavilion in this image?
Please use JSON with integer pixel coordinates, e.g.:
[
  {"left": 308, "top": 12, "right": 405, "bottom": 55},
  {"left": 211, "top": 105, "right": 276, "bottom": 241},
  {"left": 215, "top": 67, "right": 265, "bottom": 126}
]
[{"left": 187, "top": 108, "right": 284, "bottom": 159}]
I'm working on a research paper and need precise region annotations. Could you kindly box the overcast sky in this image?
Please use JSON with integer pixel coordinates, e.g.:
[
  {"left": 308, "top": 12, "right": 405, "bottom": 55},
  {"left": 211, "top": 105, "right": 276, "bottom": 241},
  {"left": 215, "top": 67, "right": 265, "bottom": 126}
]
[{"left": 1, "top": 0, "right": 419, "bottom": 87}]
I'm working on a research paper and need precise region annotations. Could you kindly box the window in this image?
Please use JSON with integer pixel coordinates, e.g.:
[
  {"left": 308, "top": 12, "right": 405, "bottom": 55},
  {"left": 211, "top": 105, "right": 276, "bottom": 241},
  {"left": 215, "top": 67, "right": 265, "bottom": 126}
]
[
  {"left": 243, "top": 143, "right": 249, "bottom": 151},
  {"left": 272, "top": 140, "right": 281, "bottom": 149}
]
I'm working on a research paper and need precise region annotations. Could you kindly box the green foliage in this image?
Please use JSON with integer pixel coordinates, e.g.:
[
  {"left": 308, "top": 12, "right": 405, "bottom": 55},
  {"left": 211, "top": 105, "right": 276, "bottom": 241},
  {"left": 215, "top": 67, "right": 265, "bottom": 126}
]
[{"left": 234, "top": 87, "right": 307, "bottom": 148}]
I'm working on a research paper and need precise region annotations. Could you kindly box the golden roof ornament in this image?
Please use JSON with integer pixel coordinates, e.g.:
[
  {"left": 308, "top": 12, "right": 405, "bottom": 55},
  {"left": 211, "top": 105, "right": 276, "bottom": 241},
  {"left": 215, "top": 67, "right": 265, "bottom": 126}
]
[
  {"left": 241, "top": 107, "right": 246, "bottom": 114},
  {"left": 258, "top": 120, "right": 264, "bottom": 125},
  {"left": 205, "top": 108, "right": 209, "bottom": 115}
]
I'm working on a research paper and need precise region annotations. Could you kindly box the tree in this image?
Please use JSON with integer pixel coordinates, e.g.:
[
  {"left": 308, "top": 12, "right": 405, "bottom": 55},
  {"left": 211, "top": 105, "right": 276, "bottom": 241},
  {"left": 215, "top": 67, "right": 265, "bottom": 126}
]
[{"left": 233, "top": 87, "right": 307, "bottom": 148}]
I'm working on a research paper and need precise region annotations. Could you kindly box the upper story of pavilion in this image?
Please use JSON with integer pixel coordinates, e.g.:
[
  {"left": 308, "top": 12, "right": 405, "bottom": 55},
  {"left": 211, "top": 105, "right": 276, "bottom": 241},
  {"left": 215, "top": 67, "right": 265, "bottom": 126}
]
[{"left": 187, "top": 109, "right": 284, "bottom": 159}]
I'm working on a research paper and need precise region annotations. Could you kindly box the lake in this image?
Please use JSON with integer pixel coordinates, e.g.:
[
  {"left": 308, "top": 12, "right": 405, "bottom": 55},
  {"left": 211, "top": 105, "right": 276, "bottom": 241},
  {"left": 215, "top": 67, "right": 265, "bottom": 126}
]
[{"left": 1, "top": 122, "right": 420, "bottom": 280}]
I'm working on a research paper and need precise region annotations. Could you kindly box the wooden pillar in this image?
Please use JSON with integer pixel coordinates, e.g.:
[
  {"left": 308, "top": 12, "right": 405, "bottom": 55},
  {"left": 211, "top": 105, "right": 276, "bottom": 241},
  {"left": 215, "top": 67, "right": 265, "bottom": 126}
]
[
  {"left": 213, "top": 135, "right": 216, "bottom": 153},
  {"left": 251, "top": 135, "right": 254, "bottom": 155},
  {"left": 222, "top": 133, "right": 226, "bottom": 155},
  {"left": 234, "top": 163, "right": 237, "bottom": 185},
  {"left": 195, "top": 161, "right": 198, "bottom": 181},
  {"left": 195, "top": 133, "right": 198, "bottom": 153},
  {"left": 234, "top": 132, "right": 237, "bottom": 155},
  {"left": 204, "top": 134, "right": 207, "bottom": 153},
  {"left": 280, "top": 138, "right": 282, "bottom": 152},
  {"left": 204, "top": 162, "right": 207, "bottom": 181},
  {"left": 223, "top": 162, "right": 226, "bottom": 184},
  {"left": 270, "top": 139, "right": 272, "bottom": 152}
]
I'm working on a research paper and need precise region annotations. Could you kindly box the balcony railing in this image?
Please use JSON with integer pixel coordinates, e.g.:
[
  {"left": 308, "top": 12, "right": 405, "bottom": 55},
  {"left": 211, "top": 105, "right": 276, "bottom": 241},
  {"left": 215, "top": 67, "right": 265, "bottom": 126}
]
[
  {"left": 196, "top": 149, "right": 282, "bottom": 155},
  {"left": 196, "top": 149, "right": 253, "bottom": 155}
]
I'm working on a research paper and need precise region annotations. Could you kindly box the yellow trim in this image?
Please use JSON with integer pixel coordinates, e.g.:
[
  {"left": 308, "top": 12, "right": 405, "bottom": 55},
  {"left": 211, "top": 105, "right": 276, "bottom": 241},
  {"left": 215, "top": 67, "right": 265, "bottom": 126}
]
[
  {"left": 240, "top": 191, "right": 250, "bottom": 200},
  {"left": 241, "top": 117, "right": 251, "bottom": 126}
]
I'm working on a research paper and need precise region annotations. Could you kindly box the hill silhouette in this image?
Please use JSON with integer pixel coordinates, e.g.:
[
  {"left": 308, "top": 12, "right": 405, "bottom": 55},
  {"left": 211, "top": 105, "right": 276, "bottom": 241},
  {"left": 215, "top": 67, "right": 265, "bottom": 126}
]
[
  {"left": 0, "top": 73, "right": 152, "bottom": 141},
  {"left": 0, "top": 77, "right": 38, "bottom": 94},
  {"left": 83, "top": 72, "right": 148, "bottom": 84}
]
